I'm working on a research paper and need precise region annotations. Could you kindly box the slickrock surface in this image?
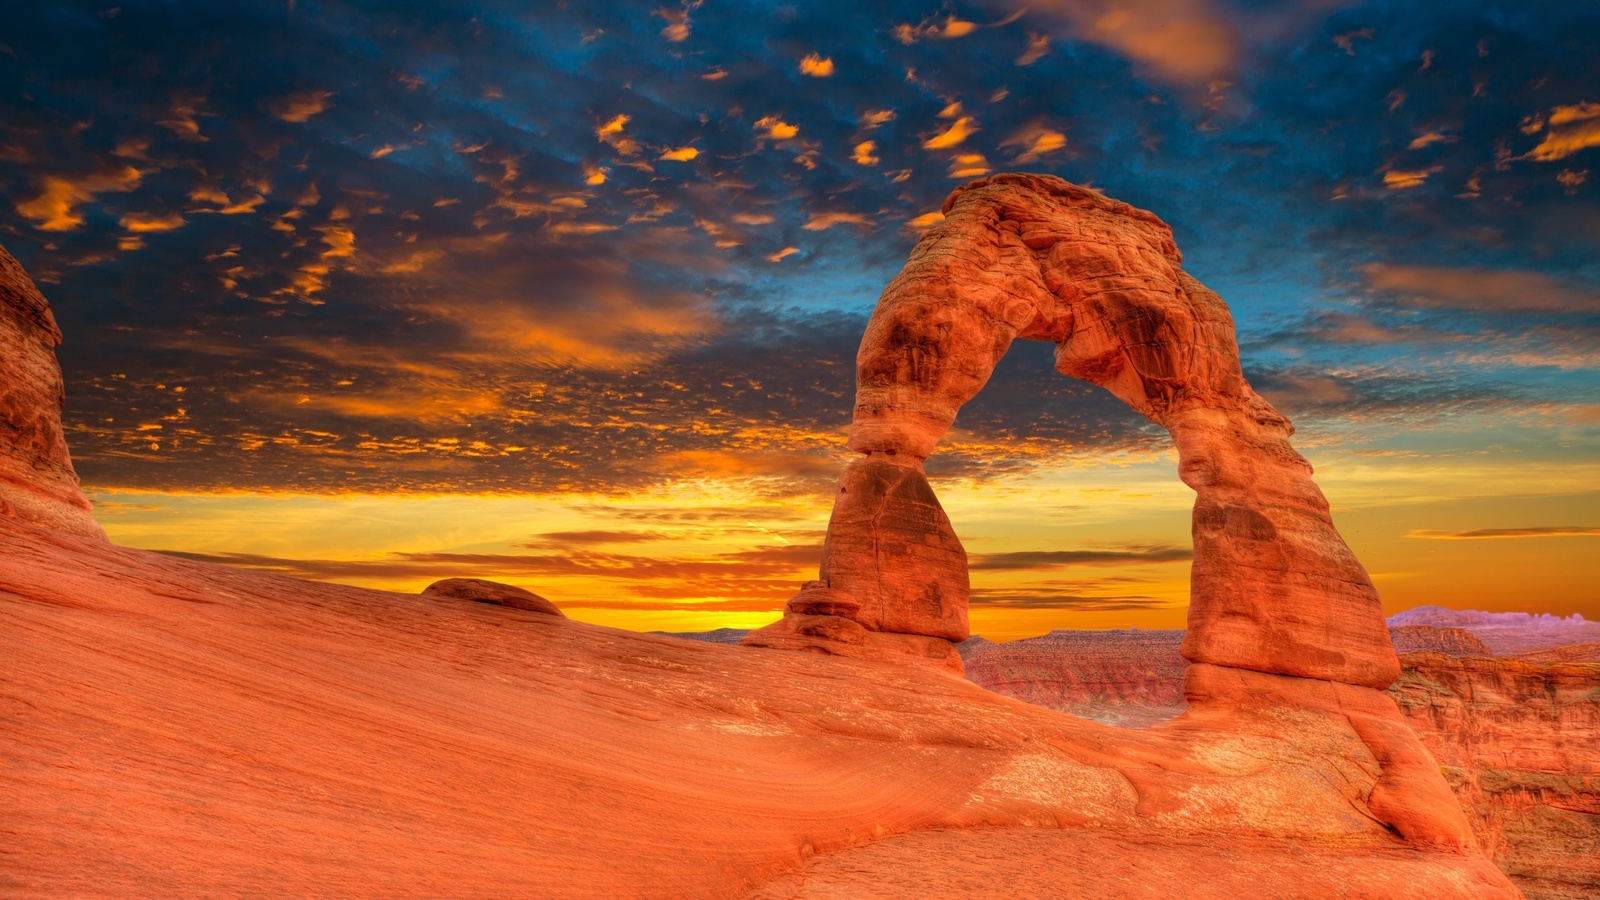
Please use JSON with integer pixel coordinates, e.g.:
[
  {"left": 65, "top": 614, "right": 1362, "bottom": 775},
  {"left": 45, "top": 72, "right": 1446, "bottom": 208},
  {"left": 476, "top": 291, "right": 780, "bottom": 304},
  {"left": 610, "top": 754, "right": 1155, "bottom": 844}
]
[
  {"left": 750, "top": 174, "right": 1397, "bottom": 690},
  {"left": 1390, "top": 653, "right": 1600, "bottom": 900},
  {"left": 1390, "top": 607, "right": 1600, "bottom": 656},
  {"left": 1390, "top": 625, "right": 1494, "bottom": 657},
  {"left": 1, "top": 518, "right": 1519, "bottom": 898},
  {"left": 0, "top": 245, "right": 102, "bottom": 539},
  {"left": 959, "top": 630, "right": 1188, "bottom": 727},
  {"left": 421, "top": 577, "right": 566, "bottom": 616}
]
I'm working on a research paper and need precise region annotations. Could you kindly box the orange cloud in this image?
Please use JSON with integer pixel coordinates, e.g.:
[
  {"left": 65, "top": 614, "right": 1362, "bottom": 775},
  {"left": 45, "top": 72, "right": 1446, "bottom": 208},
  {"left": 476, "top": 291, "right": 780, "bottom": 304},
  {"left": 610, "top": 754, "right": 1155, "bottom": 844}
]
[
  {"left": 1026, "top": 0, "right": 1238, "bottom": 87},
  {"left": 859, "top": 109, "right": 896, "bottom": 129},
  {"left": 158, "top": 97, "right": 208, "bottom": 141},
  {"left": 16, "top": 165, "right": 145, "bottom": 231},
  {"left": 656, "top": 3, "right": 696, "bottom": 42},
  {"left": 893, "top": 14, "right": 978, "bottom": 43},
  {"left": 272, "top": 90, "right": 335, "bottom": 122},
  {"left": 754, "top": 116, "right": 799, "bottom": 140},
  {"left": 1016, "top": 33, "right": 1051, "bottom": 66},
  {"left": 923, "top": 116, "right": 978, "bottom": 149},
  {"left": 1003, "top": 122, "right": 1068, "bottom": 163},
  {"left": 948, "top": 153, "right": 992, "bottom": 178},
  {"left": 798, "top": 53, "right": 834, "bottom": 77},
  {"left": 767, "top": 246, "right": 799, "bottom": 262},
  {"left": 850, "top": 141, "right": 879, "bottom": 165},
  {"left": 1382, "top": 166, "right": 1440, "bottom": 189},
  {"left": 658, "top": 145, "right": 699, "bottom": 161},
  {"left": 801, "top": 211, "right": 872, "bottom": 231},
  {"left": 1408, "top": 526, "right": 1600, "bottom": 540},
  {"left": 597, "top": 114, "right": 641, "bottom": 155},
  {"left": 1406, "top": 132, "right": 1458, "bottom": 150},
  {"left": 906, "top": 210, "right": 945, "bottom": 231},
  {"left": 1520, "top": 102, "right": 1600, "bottom": 162},
  {"left": 119, "top": 211, "right": 186, "bottom": 233},
  {"left": 1360, "top": 264, "right": 1600, "bottom": 314}
]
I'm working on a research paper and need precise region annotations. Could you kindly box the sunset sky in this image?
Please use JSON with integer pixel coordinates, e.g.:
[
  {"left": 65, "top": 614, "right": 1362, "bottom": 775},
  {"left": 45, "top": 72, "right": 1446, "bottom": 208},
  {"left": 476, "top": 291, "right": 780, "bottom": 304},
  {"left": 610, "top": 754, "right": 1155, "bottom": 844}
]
[{"left": 2, "top": 1, "right": 1596, "bottom": 639}]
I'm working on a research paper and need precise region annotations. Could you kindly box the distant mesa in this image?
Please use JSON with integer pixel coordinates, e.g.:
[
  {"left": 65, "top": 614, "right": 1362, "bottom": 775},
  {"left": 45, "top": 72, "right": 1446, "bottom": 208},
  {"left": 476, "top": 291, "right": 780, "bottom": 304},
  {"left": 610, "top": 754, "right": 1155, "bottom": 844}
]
[
  {"left": 1388, "top": 625, "right": 1492, "bottom": 658},
  {"left": 1389, "top": 605, "right": 1600, "bottom": 656},
  {"left": 0, "top": 243, "right": 104, "bottom": 539},
  {"left": 421, "top": 577, "right": 565, "bottom": 617},
  {"left": 653, "top": 627, "right": 748, "bottom": 645}
]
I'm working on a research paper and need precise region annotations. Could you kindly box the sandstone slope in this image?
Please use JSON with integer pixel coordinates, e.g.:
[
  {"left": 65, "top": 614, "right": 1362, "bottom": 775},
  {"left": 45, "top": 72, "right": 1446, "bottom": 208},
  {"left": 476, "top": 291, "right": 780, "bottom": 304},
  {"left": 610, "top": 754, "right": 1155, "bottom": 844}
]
[{"left": 1, "top": 518, "right": 1519, "bottom": 898}]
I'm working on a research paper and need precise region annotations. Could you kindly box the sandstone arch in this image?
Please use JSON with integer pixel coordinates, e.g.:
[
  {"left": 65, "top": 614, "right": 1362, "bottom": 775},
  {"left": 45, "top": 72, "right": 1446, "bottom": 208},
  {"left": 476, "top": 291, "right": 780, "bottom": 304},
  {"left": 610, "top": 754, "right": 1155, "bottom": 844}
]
[{"left": 745, "top": 174, "right": 1399, "bottom": 691}]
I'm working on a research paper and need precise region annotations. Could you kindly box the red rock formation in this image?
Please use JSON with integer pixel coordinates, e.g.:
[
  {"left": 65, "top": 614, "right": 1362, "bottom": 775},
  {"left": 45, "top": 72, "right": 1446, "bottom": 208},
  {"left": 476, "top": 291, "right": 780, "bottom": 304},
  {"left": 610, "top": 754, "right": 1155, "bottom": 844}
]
[
  {"left": 1390, "top": 653, "right": 1600, "bottom": 900},
  {"left": 0, "top": 244, "right": 102, "bottom": 539},
  {"left": 748, "top": 174, "right": 1397, "bottom": 691},
  {"left": 1390, "top": 607, "right": 1600, "bottom": 656},
  {"left": 421, "top": 577, "right": 566, "bottom": 616},
  {"left": 1390, "top": 625, "right": 1494, "bottom": 657},
  {"left": 815, "top": 461, "right": 969, "bottom": 641}
]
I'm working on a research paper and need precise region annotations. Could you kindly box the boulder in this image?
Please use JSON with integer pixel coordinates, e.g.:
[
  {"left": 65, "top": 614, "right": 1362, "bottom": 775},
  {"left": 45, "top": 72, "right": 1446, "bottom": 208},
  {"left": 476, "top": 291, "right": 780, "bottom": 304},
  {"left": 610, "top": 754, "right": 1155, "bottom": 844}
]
[{"left": 421, "top": 578, "right": 565, "bottom": 617}]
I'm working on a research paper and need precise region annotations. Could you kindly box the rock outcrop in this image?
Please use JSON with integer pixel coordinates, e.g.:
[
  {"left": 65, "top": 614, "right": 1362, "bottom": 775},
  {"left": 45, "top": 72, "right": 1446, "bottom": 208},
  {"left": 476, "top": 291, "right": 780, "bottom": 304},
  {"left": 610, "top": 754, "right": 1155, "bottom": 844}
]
[
  {"left": 421, "top": 577, "right": 565, "bottom": 617},
  {"left": 1391, "top": 653, "right": 1600, "bottom": 900},
  {"left": 746, "top": 174, "right": 1397, "bottom": 690},
  {"left": 0, "top": 244, "right": 102, "bottom": 539},
  {"left": 1390, "top": 625, "right": 1494, "bottom": 657}
]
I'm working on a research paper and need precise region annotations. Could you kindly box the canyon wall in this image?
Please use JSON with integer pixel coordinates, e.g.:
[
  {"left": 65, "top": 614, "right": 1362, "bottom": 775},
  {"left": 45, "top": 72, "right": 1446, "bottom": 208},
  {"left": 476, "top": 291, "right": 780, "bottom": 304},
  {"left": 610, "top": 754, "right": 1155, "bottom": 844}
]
[{"left": 960, "top": 626, "right": 1600, "bottom": 900}]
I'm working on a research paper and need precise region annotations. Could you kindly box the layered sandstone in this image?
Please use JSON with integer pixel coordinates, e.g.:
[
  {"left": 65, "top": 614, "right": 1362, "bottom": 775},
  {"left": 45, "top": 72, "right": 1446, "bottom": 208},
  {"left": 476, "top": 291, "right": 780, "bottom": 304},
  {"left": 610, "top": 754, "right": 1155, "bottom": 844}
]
[
  {"left": 959, "top": 630, "right": 1187, "bottom": 727},
  {"left": 1390, "top": 653, "right": 1600, "bottom": 900},
  {"left": 0, "top": 244, "right": 102, "bottom": 539},
  {"left": 748, "top": 174, "right": 1397, "bottom": 690},
  {"left": 1390, "top": 625, "right": 1493, "bottom": 657}
]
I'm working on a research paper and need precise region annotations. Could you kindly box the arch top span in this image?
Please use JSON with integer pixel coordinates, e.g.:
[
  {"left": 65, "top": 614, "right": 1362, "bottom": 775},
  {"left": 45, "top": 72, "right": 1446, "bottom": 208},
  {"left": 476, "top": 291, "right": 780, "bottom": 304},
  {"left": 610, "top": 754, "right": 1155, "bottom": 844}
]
[{"left": 744, "top": 173, "right": 1399, "bottom": 692}]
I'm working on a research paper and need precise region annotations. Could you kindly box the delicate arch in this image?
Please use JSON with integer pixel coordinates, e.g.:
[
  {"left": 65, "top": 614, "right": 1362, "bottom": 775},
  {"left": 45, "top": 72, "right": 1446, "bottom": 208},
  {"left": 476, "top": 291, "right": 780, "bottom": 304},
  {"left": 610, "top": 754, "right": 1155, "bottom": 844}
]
[{"left": 748, "top": 174, "right": 1398, "bottom": 690}]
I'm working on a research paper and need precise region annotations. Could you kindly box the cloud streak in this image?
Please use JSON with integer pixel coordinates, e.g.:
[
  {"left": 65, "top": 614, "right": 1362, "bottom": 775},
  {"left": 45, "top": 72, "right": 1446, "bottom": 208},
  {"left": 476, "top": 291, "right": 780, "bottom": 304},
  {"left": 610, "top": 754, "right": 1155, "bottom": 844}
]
[{"left": 1408, "top": 526, "right": 1600, "bottom": 540}]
